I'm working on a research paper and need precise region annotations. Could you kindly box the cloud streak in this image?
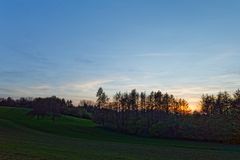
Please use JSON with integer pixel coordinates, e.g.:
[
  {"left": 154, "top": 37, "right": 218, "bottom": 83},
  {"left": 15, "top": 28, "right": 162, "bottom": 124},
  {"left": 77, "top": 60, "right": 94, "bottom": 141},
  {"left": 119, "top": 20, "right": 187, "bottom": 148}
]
[
  {"left": 133, "top": 53, "right": 173, "bottom": 57},
  {"left": 61, "top": 79, "right": 113, "bottom": 90}
]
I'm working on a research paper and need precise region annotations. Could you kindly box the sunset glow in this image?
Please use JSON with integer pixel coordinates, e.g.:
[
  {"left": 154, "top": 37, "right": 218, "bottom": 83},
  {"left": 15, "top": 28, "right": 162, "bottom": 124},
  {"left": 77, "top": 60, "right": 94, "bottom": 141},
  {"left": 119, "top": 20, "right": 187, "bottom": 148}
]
[
  {"left": 0, "top": 0, "right": 239, "bottom": 110},
  {"left": 1, "top": 1, "right": 240, "bottom": 159}
]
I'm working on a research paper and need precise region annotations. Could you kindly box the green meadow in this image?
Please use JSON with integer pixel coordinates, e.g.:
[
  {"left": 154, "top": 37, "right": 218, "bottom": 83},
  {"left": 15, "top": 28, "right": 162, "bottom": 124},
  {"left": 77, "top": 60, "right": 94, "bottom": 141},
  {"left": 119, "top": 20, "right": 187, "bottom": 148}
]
[{"left": 1, "top": 106, "right": 240, "bottom": 160}]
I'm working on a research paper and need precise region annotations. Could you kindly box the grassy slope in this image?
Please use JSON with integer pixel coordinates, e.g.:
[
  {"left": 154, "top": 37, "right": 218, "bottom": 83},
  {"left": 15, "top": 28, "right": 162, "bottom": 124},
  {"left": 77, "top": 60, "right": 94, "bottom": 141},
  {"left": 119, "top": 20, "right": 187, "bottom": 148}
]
[{"left": 0, "top": 106, "right": 240, "bottom": 160}]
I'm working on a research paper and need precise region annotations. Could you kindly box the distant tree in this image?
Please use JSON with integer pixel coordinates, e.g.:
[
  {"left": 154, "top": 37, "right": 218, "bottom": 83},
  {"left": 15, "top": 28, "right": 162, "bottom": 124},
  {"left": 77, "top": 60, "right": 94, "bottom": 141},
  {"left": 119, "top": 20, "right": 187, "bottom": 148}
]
[
  {"left": 113, "top": 92, "right": 121, "bottom": 111},
  {"left": 147, "top": 91, "right": 155, "bottom": 111},
  {"left": 162, "top": 93, "right": 170, "bottom": 113},
  {"left": 31, "top": 97, "right": 48, "bottom": 118},
  {"left": 215, "top": 91, "right": 232, "bottom": 114},
  {"left": 201, "top": 94, "right": 216, "bottom": 115},
  {"left": 231, "top": 89, "right": 240, "bottom": 113},
  {"left": 129, "top": 89, "right": 139, "bottom": 111},
  {"left": 6, "top": 97, "right": 15, "bottom": 106},
  {"left": 66, "top": 100, "right": 73, "bottom": 108},
  {"left": 154, "top": 91, "right": 163, "bottom": 111},
  {"left": 96, "top": 87, "right": 109, "bottom": 108},
  {"left": 178, "top": 99, "right": 190, "bottom": 114},
  {"left": 30, "top": 96, "right": 63, "bottom": 121},
  {"left": 121, "top": 92, "right": 130, "bottom": 110},
  {"left": 96, "top": 87, "right": 103, "bottom": 98},
  {"left": 140, "top": 92, "right": 146, "bottom": 110},
  {"left": 48, "top": 96, "right": 63, "bottom": 121},
  {"left": 79, "top": 99, "right": 95, "bottom": 107},
  {"left": 168, "top": 94, "right": 175, "bottom": 113}
]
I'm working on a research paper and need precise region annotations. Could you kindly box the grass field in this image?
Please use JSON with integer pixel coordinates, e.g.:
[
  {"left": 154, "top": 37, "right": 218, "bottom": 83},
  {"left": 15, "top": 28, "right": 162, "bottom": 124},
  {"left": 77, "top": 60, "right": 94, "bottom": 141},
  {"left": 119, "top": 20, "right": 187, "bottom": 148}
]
[{"left": 1, "top": 106, "right": 240, "bottom": 160}]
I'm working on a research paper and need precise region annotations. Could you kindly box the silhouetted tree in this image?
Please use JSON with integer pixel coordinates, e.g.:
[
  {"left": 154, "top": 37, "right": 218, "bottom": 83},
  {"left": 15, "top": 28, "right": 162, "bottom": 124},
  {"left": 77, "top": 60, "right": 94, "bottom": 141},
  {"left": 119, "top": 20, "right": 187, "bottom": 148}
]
[
  {"left": 201, "top": 94, "right": 216, "bottom": 115},
  {"left": 154, "top": 91, "right": 163, "bottom": 111},
  {"left": 215, "top": 91, "right": 232, "bottom": 114},
  {"left": 140, "top": 92, "right": 146, "bottom": 110},
  {"left": 113, "top": 92, "right": 121, "bottom": 111},
  {"left": 162, "top": 93, "right": 170, "bottom": 114},
  {"left": 129, "top": 89, "right": 139, "bottom": 111},
  {"left": 231, "top": 89, "right": 240, "bottom": 113},
  {"left": 96, "top": 87, "right": 109, "bottom": 108},
  {"left": 30, "top": 96, "right": 64, "bottom": 121}
]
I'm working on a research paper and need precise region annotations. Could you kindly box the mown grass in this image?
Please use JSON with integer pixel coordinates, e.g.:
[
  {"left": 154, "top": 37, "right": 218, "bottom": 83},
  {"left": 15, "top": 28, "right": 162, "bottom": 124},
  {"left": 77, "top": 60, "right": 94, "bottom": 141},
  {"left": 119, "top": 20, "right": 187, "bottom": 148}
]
[{"left": 0, "top": 106, "right": 240, "bottom": 160}]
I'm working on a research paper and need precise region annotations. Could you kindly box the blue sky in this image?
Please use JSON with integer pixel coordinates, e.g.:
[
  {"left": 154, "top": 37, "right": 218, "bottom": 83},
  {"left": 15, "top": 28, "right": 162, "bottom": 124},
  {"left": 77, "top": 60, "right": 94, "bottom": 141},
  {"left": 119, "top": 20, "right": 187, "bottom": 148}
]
[{"left": 0, "top": 0, "right": 240, "bottom": 110}]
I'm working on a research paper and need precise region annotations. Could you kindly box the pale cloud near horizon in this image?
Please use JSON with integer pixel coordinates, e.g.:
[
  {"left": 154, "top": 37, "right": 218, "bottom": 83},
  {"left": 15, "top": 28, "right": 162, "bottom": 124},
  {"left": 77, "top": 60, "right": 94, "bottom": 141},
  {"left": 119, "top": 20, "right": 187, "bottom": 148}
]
[
  {"left": 1, "top": 45, "right": 239, "bottom": 110},
  {"left": 0, "top": 72, "right": 239, "bottom": 110},
  {"left": 61, "top": 79, "right": 113, "bottom": 91},
  {"left": 29, "top": 85, "right": 52, "bottom": 91}
]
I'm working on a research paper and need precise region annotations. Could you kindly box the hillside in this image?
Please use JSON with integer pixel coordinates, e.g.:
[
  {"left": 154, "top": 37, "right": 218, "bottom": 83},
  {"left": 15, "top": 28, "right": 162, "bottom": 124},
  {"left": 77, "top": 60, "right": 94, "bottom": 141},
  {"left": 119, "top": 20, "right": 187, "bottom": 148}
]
[{"left": 1, "top": 106, "right": 240, "bottom": 160}]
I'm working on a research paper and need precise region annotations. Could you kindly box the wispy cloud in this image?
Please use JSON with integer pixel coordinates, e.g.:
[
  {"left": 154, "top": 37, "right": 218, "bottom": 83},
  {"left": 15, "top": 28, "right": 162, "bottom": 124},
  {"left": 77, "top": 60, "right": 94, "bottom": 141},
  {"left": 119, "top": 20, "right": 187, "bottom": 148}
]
[
  {"left": 29, "top": 85, "right": 52, "bottom": 91},
  {"left": 3, "top": 44, "right": 51, "bottom": 65},
  {"left": 195, "top": 51, "right": 240, "bottom": 67},
  {"left": 133, "top": 53, "right": 173, "bottom": 57},
  {"left": 62, "top": 79, "right": 113, "bottom": 90},
  {"left": 0, "top": 87, "right": 16, "bottom": 93},
  {"left": 1, "top": 71, "right": 239, "bottom": 111}
]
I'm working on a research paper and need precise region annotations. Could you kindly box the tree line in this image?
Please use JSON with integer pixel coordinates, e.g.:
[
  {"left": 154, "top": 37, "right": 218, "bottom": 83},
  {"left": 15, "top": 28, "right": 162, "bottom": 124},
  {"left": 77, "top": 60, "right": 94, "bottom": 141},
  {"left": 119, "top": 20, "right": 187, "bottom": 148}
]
[
  {"left": 1, "top": 88, "right": 240, "bottom": 143},
  {"left": 0, "top": 96, "right": 77, "bottom": 120},
  {"left": 96, "top": 87, "right": 190, "bottom": 114},
  {"left": 201, "top": 91, "right": 240, "bottom": 115},
  {"left": 91, "top": 88, "right": 240, "bottom": 143},
  {"left": 0, "top": 96, "right": 93, "bottom": 120}
]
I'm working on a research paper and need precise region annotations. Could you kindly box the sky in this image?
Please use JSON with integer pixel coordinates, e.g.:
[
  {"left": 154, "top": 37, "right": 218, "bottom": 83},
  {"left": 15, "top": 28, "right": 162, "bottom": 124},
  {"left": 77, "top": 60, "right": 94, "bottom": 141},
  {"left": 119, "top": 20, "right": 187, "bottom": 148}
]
[{"left": 0, "top": 0, "right": 240, "bottom": 110}]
